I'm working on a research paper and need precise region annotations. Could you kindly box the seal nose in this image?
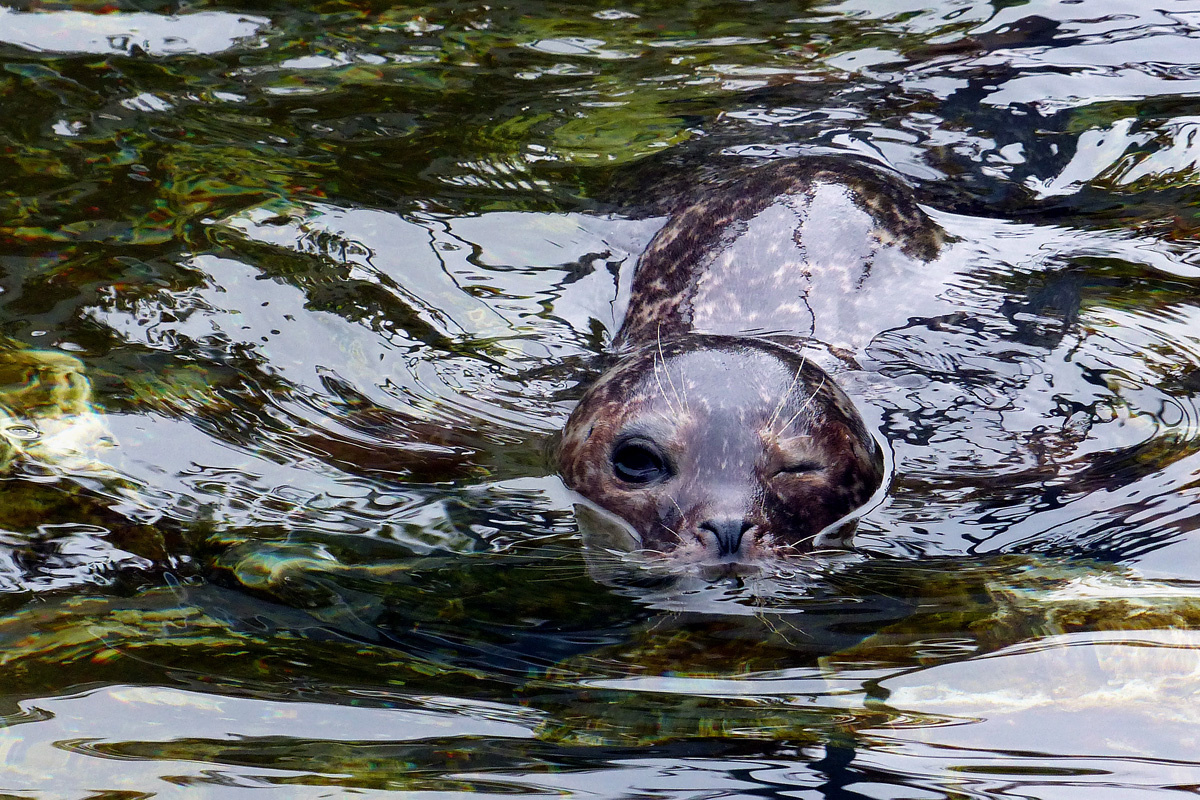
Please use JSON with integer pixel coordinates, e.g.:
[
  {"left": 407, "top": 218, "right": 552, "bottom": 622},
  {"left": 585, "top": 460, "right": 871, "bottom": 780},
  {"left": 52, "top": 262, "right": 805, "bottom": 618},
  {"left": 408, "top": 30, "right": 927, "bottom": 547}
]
[{"left": 699, "top": 518, "right": 753, "bottom": 557}]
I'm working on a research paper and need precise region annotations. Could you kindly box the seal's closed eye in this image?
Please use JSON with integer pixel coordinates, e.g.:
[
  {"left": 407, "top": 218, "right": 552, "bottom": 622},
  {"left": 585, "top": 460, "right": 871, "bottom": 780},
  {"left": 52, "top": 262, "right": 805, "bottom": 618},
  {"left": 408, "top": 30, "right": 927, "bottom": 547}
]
[{"left": 775, "top": 460, "right": 824, "bottom": 476}]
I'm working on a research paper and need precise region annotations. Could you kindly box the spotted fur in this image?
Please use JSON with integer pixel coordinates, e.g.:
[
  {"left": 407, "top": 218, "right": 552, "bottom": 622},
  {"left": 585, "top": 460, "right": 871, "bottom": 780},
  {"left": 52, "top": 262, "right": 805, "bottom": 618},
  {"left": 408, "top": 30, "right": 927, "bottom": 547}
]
[{"left": 559, "top": 157, "right": 943, "bottom": 567}]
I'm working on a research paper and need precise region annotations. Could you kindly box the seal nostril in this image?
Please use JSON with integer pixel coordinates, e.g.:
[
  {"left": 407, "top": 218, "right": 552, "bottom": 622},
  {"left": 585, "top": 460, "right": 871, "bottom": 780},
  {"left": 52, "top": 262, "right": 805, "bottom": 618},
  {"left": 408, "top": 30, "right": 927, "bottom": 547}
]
[{"left": 699, "top": 518, "right": 753, "bottom": 557}]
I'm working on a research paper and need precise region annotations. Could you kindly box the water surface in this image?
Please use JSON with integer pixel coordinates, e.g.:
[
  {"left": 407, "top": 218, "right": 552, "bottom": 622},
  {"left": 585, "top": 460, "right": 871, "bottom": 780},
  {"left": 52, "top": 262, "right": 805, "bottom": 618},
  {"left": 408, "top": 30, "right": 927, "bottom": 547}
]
[{"left": 2, "top": 0, "right": 1200, "bottom": 796}]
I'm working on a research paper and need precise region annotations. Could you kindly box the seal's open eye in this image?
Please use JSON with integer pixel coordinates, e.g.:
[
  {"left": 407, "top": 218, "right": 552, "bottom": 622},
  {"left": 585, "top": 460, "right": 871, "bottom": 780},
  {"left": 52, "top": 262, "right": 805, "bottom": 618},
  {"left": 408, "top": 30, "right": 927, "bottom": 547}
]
[{"left": 612, "top": 439, "right": 670, "bottom": 484}]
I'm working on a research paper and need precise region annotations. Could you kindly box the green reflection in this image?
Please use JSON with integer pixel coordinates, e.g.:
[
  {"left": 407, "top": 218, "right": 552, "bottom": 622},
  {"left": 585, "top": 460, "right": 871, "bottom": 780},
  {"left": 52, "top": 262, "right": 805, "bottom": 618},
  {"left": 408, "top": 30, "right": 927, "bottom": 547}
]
[{"left": 1, "top": 0, "right": 1200, "bottom": 792}]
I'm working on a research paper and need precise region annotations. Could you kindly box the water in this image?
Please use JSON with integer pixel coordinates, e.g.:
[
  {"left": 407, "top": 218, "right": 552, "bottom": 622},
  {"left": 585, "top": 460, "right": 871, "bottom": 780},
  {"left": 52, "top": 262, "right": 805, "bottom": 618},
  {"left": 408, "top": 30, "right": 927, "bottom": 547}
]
[{"left": 2, "top": 0, "right": 1200, "bottom": 795}]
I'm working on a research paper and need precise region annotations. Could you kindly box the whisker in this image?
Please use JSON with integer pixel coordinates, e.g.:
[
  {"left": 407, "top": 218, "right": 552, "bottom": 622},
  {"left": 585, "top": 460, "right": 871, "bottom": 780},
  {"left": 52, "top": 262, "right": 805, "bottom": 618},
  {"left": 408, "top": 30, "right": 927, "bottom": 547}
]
[
  {"left": 666, "top": 495, "right": 691, "bottom": 547},
  {"left": 767, "top": 355, "right": 808, "bottom": 431},
  {"left": 652, "top": 334, "right": 680, "bottom": 417},
  {"left": 656, "top": 324, "right": 689, "bottom": 414},
  {"left": 777, "top": 373, "right": 825, "bottom": 435},
  {"left": 756, "top": 609, "right": 813, "bottom": 643},
  {"left": 652, "top": 368, "right": 679, "bottom": 417}
]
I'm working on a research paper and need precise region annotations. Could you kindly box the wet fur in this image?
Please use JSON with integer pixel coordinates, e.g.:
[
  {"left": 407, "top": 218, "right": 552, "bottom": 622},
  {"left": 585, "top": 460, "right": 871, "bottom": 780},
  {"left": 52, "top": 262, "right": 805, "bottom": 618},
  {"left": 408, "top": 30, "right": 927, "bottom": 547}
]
[{"left": 559, "top": 157, "right": 942, "bottom": 566}]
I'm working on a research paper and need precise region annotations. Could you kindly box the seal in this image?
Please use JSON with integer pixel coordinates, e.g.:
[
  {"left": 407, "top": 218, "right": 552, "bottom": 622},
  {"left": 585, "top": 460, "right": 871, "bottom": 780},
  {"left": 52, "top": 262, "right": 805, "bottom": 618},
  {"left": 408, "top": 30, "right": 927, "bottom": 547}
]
[{"left": 557, "top": 157, "right": 944, "bottom": 566}]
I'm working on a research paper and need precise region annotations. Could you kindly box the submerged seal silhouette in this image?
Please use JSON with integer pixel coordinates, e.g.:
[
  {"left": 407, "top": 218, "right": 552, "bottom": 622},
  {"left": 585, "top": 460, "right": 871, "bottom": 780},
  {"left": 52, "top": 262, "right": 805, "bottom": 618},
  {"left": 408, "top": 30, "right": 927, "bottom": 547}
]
[{"left": 558, "top": 157, "right": 944, "bottom": 564}]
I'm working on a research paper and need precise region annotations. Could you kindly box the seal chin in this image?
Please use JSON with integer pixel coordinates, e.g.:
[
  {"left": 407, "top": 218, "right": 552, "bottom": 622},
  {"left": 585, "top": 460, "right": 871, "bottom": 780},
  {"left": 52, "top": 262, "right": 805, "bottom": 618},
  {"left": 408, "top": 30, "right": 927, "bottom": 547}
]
[{"left": 558, "top": 335, "right": 885, "bottom": 564}]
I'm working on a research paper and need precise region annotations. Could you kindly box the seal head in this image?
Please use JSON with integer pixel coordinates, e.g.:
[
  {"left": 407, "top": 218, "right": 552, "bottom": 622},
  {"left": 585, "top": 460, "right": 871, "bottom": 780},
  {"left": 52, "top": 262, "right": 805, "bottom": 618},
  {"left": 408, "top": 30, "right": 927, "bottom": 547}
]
[{"left": 559, "top": 335, "right": 884, "bottom": 563}]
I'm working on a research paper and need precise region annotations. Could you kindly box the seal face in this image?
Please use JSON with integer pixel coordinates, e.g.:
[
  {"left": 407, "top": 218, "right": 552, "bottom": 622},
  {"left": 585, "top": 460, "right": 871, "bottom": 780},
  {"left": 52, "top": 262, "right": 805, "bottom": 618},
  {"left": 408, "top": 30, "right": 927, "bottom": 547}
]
[
  {"left": 559, "top": 157, "right": 941, "bottom": 566},
  {"left": 560, "top": 335, "right": 884, "bottom": 563}
]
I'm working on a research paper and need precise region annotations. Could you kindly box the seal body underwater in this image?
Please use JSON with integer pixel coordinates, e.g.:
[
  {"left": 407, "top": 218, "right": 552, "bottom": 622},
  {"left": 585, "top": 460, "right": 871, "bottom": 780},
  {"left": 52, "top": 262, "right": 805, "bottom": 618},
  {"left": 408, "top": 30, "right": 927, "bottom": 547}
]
[{"left": 557, "top": 157, "right": 945, "bottom": 566}]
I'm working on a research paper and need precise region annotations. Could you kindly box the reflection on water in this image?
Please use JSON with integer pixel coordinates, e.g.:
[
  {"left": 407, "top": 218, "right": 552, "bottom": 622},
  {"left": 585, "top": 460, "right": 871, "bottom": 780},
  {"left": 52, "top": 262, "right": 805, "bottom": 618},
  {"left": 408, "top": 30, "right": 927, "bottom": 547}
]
[
  {"left": 0, "top": 7, "right": 268, "bottom": 55},
  {"left": 1, "top": 0, "right": 1200, "bottom": 795}
]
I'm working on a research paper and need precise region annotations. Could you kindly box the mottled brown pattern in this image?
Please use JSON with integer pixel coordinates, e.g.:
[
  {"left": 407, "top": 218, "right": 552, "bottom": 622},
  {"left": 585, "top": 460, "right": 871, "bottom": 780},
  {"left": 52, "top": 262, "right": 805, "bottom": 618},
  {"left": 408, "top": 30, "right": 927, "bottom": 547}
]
[
  {"left": 559, "top": 157, "right": 943, "bottom": 569},
  {"left": 616, "top": 157, "right": 943, "bottom": 349}
]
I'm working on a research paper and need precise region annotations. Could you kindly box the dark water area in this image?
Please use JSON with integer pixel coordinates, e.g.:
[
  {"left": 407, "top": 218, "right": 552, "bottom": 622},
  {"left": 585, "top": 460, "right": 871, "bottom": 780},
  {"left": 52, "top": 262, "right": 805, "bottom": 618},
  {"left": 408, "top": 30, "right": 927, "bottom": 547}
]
[{"left": 2, "top": 0, "right": 1200, "bottom": 795}]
